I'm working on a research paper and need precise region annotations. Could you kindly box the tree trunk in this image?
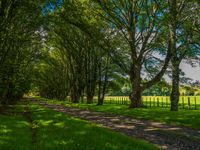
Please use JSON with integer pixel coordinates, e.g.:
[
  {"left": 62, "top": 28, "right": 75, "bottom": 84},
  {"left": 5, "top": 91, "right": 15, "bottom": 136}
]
[
  {"left": 168, "top": 0, "right": 179, "bottom": 111},
  {"left": 129, "top": 78, "right": 143, "bottom": 108},
  {"left": 129, "top": 59, "right": 143, "bottom": 108},
  {"left": 97, "top": 98, "right": 104, "bottom": 105},
  {"left": 70, "top": 87, "right": 80, "bottom": 103},
  {"left": 87, "top": 92, "right": 94, "bottom": 104},
  {"left": 170, "top": 62, "right": 180, "bottom": 111},
  {"left": 97, "top": 58, "right": 109, "bottom": 106}
]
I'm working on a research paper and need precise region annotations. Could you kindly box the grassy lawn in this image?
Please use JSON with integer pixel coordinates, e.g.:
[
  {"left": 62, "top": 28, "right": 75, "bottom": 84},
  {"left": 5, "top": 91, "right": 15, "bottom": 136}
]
[
  {"left": 0, "top": 105, "right": 32, "bottom": 149},
  {"left": 37, "top": 97, "right": 200, "bottom": 130},
  {"left": 0, "top": 102, "right": 159, "bottom": 150}
]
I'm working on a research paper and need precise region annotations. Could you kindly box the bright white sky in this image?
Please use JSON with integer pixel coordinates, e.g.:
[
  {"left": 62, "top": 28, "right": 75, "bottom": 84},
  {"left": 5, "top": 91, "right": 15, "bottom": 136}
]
[{"left": 180, "top": 62, "right": 200, "bottom": 82}]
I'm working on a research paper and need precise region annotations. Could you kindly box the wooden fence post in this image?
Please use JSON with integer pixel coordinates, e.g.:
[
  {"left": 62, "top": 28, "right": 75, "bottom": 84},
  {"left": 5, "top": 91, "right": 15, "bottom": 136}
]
[
  {"left": 150, "top": 97, "right": 151, "bottom": 107},
  {"left": 188, "top": 97, "right": 190, "bottom": 109},
  {"left": 194, "top": 97, "right": 197, "bottom": 110},
  {"left": 157, "top": 97, "right": 159, "bottom": 107},
  {"left": 145, "top": 97, "right": 147, "bottom": 107},
  {"left": 182, "top": 97, "right": 184, "bottom": 109}
]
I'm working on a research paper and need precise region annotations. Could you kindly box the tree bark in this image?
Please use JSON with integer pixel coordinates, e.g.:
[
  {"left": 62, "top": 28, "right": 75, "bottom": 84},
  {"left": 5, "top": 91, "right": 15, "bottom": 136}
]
[
  {"left": 70, "top": 86, "right": 80, "bottom": 103},
  {"left": 97, "top": 59, "right": 109, "bottom": 105},
  {"left": 129, "top": 64, "right": 143, "bottom": 108},
  {"left": 87, "top": 92, "right": 94, "bottom": 104},
  {"left": 168, "top": 0, "right": 180, "bottom": 111},
  {"left": 170, "top": 62, "right": 180, "bottom": 111}
]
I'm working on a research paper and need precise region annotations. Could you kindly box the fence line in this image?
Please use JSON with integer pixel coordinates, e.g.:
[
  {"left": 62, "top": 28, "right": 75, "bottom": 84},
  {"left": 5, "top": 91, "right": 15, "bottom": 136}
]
[
  {"left": 65, "top": 96, "right": 200, "bottom": 110},
  {"left": 101, "top": 96, "right": 200, "bottom": 110}
]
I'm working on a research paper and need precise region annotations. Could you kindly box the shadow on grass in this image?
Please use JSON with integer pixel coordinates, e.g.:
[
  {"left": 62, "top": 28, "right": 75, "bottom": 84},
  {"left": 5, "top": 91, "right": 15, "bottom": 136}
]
[
  {"left": 0, "top": 113, "right": 32, "bottom": 149},
  {"left": 64, "top": 103, "right": 200, "bottom": 129},
  {"left": 29, "top": 104, "right": 158, "bottom": 150}
]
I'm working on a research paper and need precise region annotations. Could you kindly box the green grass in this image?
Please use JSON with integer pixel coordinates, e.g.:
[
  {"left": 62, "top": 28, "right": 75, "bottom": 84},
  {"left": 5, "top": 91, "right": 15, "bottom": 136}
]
[
  {"left": 0, "top": 102, "right": 159, "bottom": 150},
  {"left": 37, "top": 97, "right": 200, "bottom": 130},
  {"left": 0, "top": 105, "right": 32, "bottom": 149}
]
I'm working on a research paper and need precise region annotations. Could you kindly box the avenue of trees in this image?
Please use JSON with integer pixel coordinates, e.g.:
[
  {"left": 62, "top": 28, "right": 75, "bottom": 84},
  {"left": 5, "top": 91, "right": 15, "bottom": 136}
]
[{"left": 0, "top": 0, "right": 199, "bottom": 111}]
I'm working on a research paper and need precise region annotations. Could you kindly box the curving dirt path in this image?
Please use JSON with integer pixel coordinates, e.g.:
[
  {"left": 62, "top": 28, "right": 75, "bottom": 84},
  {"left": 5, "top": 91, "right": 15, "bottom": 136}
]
[{"left": 31, "top": 99, "right": 200, "bottom": 150}]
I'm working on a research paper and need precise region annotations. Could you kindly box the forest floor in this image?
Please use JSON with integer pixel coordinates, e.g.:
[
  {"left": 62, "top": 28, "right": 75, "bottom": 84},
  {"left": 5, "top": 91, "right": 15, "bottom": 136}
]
[{"left": 31, "top": 98, "right": 200, "bottom": 150}]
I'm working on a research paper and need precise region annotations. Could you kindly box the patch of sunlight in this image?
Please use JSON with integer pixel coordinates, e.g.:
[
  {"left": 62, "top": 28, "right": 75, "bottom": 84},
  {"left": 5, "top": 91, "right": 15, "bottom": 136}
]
[
  {"left": 0, "top": 125, "right": 7, "bottom": 128},
  {"left": 39, "top": 120, "right": 53, "bottom": 126},
  {"left": 54, "top": 122, "right": 65, "bottom": 128},
  {"left": 105, "top": 142, "right": 118, "bottom": 150},
  {"left": 16, "top": 121, "right": 29, "bottom": 127},
  {"left": 0, "top": 125, "right": 12, "bottom": 134},
  {"left": 0, "top": 128, "right": 12, "bottom": 133},
  {"left": 41, "top": 134, "right": 48, "bottom": 139},
  {"left": 75, "top": 131, "right": 87, "bottom": 135},
  {"left": 54, "top": 113, "right": 62, "bottom": 117},
  {"left": 0, "top": 136, "right": 11, "bottom": 141},
  {"left": 55, "top": 139, "right": 74, "bottom": 145}
]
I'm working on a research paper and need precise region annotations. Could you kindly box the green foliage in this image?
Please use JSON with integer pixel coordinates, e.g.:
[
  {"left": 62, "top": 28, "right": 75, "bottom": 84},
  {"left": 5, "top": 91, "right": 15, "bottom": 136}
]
[
  {"left": 143, "top": 80, "right": 171, "bottom": 96},
  {"left": 0, "top": 0, "right": 43, "bottom": 104},
  {"left": 35, "top": 57, "right": 69, "bottom": 100}
]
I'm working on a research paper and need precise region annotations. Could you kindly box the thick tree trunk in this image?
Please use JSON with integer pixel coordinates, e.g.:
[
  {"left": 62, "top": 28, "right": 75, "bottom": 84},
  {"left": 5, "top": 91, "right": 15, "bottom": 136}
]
[
  {"left": 168, "top": 0, "right": 179, "bottom": 111},
  {"left": 129, "top": 59, "right": 143, "bottom": 108},
  {"left": 71, "top": 94, "right": 80, "bottom": 103},
  {"left": 87, "top": 92, "right": 94, "bottom": 104},
  {"left": 97, "top": 98, "right": 103, "bottom": 105},
  {"left": 97, "top": 83, "right": 107, "bottom": 105},
  {"left": 97, "top": 59, "right": 109, "bottom": 106},
  {"left": 170, "top": 62, "right": 180, "bottom": 111},
  {"left": 129, "top": 79, "right": 143, "bottom": 108}
]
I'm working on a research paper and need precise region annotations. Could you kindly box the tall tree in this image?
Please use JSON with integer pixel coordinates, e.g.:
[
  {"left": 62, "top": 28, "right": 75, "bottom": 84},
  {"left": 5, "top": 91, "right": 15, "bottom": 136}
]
[
  {"left": 168, "top": 0, "right": 200, "bottom": 111},
  {"left": 94, "top": 0, "right": 171, "bottom": 108}
]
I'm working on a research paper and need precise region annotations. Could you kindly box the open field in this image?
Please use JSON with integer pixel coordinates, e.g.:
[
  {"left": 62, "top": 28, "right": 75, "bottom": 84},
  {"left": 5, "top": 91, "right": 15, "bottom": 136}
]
[
  {"left": 86, "top": 96, "right": 200, "bottom": 110},
  {"left": 0, "top": 101, "right": 158, "bottom": 150}
]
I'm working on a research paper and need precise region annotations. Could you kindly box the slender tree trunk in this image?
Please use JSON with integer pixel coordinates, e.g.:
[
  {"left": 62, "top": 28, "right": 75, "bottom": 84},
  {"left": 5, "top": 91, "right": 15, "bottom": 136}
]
[
  {"left": 168, "top": 0, "right": 180, "bottom": 111},
  {"left": 70, "top": 86, "right": 80, "bottom": 103},
  {"left": 98, "top": 75, "right": 108, "bottom": 105},
  {"left": 97, "top": 62, "right": 102, "bottom": 105},
  {"left": 170, "top": 61, "right": 180, "bottom": 111},
  {"left": 97, "top": 59, "right": 108, "bottom": 106}
]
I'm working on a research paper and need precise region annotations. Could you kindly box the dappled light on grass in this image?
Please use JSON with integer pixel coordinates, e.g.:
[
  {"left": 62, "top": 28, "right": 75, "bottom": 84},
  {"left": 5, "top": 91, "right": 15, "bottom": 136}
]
[
  {"left": 0, "top": 113, "right": 32, "bottom": 149},
  {"left": 37, "top": 97, "right": 200, "bottom": 129},
  {"left": 74, "top": 104, "right": 200, "bottom": 129},
  {"left": 45, "top": 98, "right": 200, "bottom": 129},
  {"left": 29, "top": 103, "right": 158, "bottom": 150}
]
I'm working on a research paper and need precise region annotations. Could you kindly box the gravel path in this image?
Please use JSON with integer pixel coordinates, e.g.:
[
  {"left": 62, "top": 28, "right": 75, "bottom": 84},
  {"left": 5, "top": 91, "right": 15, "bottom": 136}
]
[{"left": 31, "top": 99, "right": 200, "bottom": 150}]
